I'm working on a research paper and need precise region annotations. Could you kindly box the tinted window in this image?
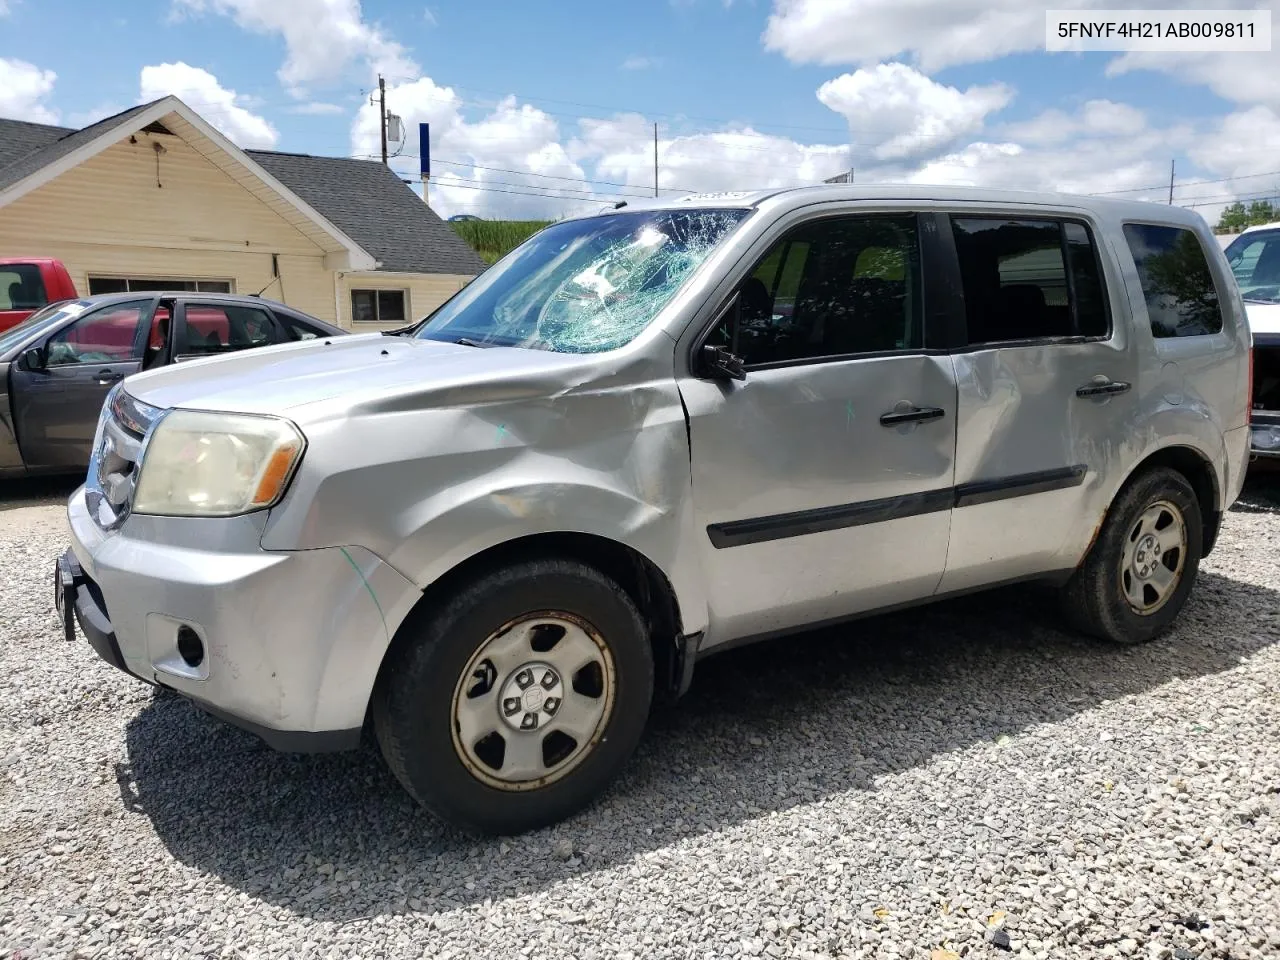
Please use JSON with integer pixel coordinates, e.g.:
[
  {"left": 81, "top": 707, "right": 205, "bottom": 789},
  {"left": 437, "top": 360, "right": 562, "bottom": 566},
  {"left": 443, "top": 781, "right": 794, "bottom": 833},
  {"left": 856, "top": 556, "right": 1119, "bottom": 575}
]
[
  {"left": 0, "top": 264, "right": 48, "bottom": 310},
  {"left": 276, "top": 312, "right": 324, "bottom": 341},
  {"left": 714, "top": 215, "right": 922, "bottom": 366},
  {"left": 179, "top": 304, "right": 277, "bottom": 356},
  {"left": 1122, "top": 224, "right": 1223, "bottom": 338},
  {"left": 44, "top": 302, "right": 147, "bottom": 366},
  {"left": 952, "top": 218, "right": 1108, "bottom": 343},
  {"left": 1224, "top": 229, "right": 1280, "bottom": 304}
]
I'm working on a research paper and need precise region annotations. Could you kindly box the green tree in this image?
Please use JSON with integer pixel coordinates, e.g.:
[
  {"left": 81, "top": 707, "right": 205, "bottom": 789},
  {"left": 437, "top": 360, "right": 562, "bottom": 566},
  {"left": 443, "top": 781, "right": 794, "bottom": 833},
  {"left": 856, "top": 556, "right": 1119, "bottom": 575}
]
[
  {"left": 1144, "top": 230, "right": 1220, "bottom": 337},
  {"left": 1217, "top": 202, "right": 1249, "bottom": 233},
  {"left": 1247, "top": 200, "right": 1277, "bottom": 226}
]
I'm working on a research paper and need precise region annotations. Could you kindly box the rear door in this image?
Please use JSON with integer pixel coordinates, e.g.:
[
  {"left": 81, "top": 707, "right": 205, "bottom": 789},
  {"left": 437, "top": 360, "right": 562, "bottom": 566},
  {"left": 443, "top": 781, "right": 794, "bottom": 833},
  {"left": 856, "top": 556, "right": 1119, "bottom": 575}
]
[
  {"left": 679, "top": 210, "right": 959, "bottom": 642},
  {"left": 10, "top": 299, "right": 152, "bottom": 469},
  {"left": 173, "top": 300, "right": 280, "bottom": 361},
  {"left": 938, "top": 212, "right": 1136, "bottom": 593}
]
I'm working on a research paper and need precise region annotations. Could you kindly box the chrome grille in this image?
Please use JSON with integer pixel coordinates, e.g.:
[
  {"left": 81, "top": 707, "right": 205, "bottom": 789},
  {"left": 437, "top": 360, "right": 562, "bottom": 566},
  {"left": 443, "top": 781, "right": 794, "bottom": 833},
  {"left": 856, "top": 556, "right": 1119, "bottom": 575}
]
[{"left": 86, "top": 386, "right": 163, "bottom": 529}]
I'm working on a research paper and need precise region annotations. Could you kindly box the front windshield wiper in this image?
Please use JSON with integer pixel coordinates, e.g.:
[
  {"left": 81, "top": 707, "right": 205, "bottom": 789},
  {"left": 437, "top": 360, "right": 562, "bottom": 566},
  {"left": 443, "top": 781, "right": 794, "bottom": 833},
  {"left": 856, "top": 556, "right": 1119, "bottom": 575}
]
[{"left": 455, "top": 337, "right": 496, "bottom": 348}]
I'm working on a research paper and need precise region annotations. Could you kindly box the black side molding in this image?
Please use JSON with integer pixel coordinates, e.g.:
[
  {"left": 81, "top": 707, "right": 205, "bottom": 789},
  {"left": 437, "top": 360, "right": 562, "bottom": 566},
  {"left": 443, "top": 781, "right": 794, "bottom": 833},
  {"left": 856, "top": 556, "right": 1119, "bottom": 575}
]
[
  {"left": 707, "top": 488, "right": 954, "bottom": 549},
  {"left": 953, "top": 464, "right": 1088, "bottom": 508},
  {"left": 707, "top": 465, "right": 1088, "bottom": 548}
]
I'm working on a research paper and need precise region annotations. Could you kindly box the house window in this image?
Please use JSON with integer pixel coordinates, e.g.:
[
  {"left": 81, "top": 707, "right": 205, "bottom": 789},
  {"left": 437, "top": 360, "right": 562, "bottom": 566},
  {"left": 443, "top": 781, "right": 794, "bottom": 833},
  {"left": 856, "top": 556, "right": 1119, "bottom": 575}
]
[
  {"left": 88, "top": 277, "right": 234, "bottom": 295},
  {"left": 351, "top": 289, "right": 407, "bottom": 324}
]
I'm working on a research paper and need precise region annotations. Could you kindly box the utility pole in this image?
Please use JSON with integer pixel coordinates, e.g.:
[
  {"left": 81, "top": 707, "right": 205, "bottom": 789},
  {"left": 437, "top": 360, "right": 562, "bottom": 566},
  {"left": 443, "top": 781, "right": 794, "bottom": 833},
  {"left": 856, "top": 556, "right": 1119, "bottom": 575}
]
[
  {"left": 1168, "top": 158, "right": 1175, "bottom": 204},
  {"left": 653, "top": 122, "right": 659, "bottom": 197},
  {"left": 379, "top": 74, "right": 388, "bottom": 166}
]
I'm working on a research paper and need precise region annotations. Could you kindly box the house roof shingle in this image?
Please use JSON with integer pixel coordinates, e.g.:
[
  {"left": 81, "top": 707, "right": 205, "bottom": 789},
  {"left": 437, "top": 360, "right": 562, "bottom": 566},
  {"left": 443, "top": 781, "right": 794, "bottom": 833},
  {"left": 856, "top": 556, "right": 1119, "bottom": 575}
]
[
  {"left": 247, "top": 150, "right": 487, "bottom": 275},
  {"left": 0, "top": 106, "right": 486, "bottom": 276},
  {"left": 0, "top": 103, "right": 159, "bottom": 194}
]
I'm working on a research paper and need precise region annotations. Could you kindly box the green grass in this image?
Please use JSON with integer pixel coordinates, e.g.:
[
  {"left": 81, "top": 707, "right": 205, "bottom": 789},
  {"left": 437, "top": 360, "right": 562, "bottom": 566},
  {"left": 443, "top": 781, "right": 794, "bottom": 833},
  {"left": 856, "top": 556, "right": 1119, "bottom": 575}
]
[{"left": 449, "top": 220, "right": 551, "bottom": 265}]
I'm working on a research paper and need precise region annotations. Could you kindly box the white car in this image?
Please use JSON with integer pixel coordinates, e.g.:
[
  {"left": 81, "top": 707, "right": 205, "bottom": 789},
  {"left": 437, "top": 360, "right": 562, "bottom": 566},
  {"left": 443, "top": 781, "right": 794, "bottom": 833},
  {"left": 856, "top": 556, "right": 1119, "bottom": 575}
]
[{"left": 1222, "top": 222, "right": 1280, "bottom": 458}]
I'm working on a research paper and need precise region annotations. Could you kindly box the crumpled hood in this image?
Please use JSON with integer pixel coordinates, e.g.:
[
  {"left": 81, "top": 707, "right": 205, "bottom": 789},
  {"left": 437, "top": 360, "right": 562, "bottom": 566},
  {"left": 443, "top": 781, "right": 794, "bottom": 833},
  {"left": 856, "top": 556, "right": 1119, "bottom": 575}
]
[
  {"left": 1245, "top": 301, "right": 1280, "bottom": 337},
  {"left": 122, "top": 333, "right": 592, "bottom": 419}
]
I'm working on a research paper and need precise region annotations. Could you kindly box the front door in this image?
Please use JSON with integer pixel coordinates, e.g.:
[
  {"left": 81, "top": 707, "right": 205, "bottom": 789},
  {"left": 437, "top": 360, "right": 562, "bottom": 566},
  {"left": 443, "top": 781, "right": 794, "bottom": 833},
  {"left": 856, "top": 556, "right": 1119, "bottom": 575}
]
[
  {"left": 679, "top": 212, "right": 959, "bottom": 644},
  {"left": 10, "top": 299, "right": 152, "bottom": 469},
  {"left": 938, "top": 213, "right": 1139, "bottom": 593}
]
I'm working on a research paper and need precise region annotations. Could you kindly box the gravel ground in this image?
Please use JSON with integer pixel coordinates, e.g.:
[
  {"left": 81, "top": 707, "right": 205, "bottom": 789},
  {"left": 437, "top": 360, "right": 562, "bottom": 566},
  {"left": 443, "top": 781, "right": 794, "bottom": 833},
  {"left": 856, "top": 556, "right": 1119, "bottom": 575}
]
[{"left": 1, "top": 474, "right": 1278, "bottom": 960}]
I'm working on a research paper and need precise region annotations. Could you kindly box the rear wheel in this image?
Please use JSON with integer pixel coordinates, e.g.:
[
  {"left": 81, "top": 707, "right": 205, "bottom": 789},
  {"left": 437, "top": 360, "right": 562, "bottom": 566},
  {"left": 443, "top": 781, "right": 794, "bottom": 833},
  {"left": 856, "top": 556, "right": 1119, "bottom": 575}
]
[
  {"left": 373, "top": 558, "right": 653, "bottom": 834},
  {"left": 1061, "top": 467, "right": 1203, "bottom": 644}
]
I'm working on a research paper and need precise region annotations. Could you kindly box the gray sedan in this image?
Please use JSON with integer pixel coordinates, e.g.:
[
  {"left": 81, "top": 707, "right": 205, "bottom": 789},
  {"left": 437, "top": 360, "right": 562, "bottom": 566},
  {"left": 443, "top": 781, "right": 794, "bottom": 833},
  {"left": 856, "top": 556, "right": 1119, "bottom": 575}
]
[{"left": 0, "top": 292, "right": 344, "bottom": 477}]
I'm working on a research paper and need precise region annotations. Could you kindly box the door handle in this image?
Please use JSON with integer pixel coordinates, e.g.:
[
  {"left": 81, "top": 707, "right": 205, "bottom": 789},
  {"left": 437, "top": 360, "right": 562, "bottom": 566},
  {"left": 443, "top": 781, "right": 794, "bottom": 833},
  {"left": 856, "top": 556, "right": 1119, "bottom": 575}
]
[
  {"left": 95, "top": 370, "right": 124, "bottom": 385},
  {"left": 1075, "top": 378, "right": 1131, "bottom": 398},
  {"left": 879, "top": 405, "right": 946, "bottom": 427}
]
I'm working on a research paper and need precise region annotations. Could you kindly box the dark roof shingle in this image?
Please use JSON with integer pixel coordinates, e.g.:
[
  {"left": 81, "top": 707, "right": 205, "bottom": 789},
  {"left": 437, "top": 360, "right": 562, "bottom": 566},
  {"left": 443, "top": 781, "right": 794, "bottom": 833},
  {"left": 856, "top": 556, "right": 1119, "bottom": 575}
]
[
  {"left": 0, "top": 103, "right": 159, "bottom": 194},
  {"left": 0, "top": 118, "right": 73, "bottom": 170},
  {"left": 247, "top": 150, "right": 487, "bottom": 275}
]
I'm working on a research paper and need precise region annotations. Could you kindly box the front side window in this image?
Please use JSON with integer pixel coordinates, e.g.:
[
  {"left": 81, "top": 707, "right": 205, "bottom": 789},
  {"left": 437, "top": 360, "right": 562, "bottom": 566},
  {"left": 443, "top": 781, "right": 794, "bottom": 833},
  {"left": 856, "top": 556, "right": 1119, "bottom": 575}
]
[
  {"left": 710, "top": 214, "right": 922, "bottom": 366},
  {"left": 415, "top": 207, "right": 751, "bottom": 353},
  {"left": 1122, "top": 223, "right": 1223, "bottom": 338},
  {"left": 0, "top": 264, "right": 48, "bottom": 310},
  {"left": 179, "top": 304, "right": 277, "bottom": 356},
  {"left": 352, "top": 289, "right": 407, "bottom": 324},
  {"left": 44, "top": 301, "right": 149, "bottom": 366},
  {"left": 1224, "top": 229, "right": 1280, "bottom": 304},
  {"left": 952, "top": 217, "right": 1110, "bottom": 344}
]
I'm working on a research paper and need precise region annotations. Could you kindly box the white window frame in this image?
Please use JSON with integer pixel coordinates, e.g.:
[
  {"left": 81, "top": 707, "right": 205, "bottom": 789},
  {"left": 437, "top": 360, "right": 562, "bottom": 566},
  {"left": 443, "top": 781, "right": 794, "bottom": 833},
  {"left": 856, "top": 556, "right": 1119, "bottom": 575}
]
[{"left": 87, "top": 275, "right": 236, "bottom": 294}]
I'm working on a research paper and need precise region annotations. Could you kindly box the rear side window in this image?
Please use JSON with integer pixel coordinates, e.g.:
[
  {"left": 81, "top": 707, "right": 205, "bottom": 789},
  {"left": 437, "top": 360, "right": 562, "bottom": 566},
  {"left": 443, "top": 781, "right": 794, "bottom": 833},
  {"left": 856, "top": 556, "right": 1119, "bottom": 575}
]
[
  {"left": 0, "top": 264, "right": 48, "bottom": 310},
  {"left": 1122, "top": 223, "right": 1223, "bottom": 338},
  {"left": 180, "top": 304, "right": 278, "bottom": 356},
  {"left": 952, "top": 217, "right": 1110, "bottom": 344}
]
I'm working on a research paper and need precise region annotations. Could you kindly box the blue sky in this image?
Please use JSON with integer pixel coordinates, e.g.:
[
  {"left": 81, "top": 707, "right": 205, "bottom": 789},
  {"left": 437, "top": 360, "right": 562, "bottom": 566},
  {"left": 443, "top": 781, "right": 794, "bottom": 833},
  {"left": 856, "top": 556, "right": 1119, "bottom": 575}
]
[{"left": 2, "top": 0, "right": 1277, "bottom": 221}]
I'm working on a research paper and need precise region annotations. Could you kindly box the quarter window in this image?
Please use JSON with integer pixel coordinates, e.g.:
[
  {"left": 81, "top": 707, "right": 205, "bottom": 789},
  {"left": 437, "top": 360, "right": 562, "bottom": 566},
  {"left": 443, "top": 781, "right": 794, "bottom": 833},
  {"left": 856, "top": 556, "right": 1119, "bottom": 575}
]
[
  {"left": 1122, "top": 224, "right": 1223, "bottom": 338},
  {"left": 952, "top": 217, "right": 1110, "bottom": 344},
  {"left": 44, "top": 302, "right": 148, "bottom": 366},
  {"left": 351, "top": 289, "right": 407, "bottom": 324},
  {"left": 713, "top": 215, "right": 923, "bottom": 366}
]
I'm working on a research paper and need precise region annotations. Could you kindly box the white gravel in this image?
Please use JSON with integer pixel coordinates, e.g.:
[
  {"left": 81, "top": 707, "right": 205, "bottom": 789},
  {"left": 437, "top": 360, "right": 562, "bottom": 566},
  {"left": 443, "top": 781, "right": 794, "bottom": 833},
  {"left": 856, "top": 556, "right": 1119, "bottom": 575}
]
[{"left": 2, "top": 474, "right": 1279, "bottom": 960}]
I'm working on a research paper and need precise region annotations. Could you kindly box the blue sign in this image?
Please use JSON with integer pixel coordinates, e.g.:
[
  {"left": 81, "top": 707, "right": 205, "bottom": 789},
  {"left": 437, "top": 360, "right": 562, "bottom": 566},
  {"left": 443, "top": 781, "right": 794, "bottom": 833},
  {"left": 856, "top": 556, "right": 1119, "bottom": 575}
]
[{"left": 419, "top": 123, "right": 430, "bottom": 176}]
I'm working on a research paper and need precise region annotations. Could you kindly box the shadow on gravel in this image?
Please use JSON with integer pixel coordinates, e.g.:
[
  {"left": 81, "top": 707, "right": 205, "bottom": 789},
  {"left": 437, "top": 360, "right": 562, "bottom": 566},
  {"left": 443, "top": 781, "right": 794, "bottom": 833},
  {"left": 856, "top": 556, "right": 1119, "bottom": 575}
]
[
  {"left": 0, "top": 475, "right": 80, "bottom": 511},
  {"left": 117, "top": 476, "right": 1280, "bottom": 923}
]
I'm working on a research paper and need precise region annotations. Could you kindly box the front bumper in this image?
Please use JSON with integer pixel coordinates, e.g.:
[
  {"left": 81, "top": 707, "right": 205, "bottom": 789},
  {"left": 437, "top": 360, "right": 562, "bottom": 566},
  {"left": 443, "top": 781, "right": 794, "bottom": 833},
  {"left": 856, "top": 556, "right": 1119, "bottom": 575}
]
[{"left": 62, "top": 485, "right": 420, "bottom": 752}]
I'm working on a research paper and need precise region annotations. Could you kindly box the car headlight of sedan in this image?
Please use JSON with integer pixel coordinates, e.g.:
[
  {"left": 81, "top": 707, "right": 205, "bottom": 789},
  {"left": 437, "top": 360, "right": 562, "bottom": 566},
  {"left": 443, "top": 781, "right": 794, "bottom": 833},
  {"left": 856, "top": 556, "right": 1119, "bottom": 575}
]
[{"left": 133, "top": 410, "right": 306, "bottom": 517}]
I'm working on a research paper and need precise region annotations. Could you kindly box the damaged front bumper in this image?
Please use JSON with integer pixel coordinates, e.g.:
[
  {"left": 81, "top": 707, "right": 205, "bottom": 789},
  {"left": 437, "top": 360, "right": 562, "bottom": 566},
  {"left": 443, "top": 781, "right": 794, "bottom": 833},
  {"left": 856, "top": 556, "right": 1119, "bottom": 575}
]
[{"left": 61, "top": 484, "right": 420, "bottom": 752}]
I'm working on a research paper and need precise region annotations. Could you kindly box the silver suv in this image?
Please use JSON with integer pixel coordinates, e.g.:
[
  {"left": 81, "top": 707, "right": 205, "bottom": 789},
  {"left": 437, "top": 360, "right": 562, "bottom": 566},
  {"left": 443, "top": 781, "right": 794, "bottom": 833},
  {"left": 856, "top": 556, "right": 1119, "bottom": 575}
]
[{"left": 58, "top": 186, "right": 1251, "bottom": 834}]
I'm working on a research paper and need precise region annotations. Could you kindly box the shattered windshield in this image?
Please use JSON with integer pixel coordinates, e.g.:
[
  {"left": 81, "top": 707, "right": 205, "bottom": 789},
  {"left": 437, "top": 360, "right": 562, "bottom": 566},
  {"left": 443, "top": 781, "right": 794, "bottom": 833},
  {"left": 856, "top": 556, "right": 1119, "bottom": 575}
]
[{"left": 416, "top": 207, "right": 751, "bottom": 353}]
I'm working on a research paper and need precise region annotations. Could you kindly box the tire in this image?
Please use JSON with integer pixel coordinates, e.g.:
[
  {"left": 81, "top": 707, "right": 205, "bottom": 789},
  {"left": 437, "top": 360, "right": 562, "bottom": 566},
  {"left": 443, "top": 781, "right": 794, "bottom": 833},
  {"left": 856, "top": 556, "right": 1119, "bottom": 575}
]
[
  {"left": 1061, "top": 466, "right": 1203, "bottom": 645},
  {"left": 372, "top": 558, "right": 654, "bottom": 835}
]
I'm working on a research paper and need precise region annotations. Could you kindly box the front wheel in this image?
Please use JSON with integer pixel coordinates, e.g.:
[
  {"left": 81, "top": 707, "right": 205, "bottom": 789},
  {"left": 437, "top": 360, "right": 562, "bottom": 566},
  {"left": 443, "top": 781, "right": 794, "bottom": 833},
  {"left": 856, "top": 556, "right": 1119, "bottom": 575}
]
[
  {"left": 1060, "top": 466, "right": 1203, "bottom": 644},
  {"left": 372, "top": 558, "right": 654, "bottom": 835}
]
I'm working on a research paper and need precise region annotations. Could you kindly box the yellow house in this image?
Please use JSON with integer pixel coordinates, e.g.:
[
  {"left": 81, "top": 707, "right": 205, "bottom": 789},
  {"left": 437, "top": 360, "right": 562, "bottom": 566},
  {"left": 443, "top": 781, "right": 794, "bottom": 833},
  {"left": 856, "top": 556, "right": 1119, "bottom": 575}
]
[{"left": 0, "top": 95, "right": 486, "bottom": 329}]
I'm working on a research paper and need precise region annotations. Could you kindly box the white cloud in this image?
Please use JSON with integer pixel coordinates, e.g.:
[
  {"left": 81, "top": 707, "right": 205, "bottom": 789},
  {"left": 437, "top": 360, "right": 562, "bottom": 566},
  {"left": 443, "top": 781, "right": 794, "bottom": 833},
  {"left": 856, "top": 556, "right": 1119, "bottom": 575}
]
[
  {"left": 1189, "top": 106, "right": 1280, "bottom": 180},
  {"left": 140, "top": 62, "right": 279, "bottom": 148},
  {"left": 288, "top": 101, "right": 346, "bottom": 115},
  {"left": 816, "top": 63, "right": 1011, "bottom": 161},
  {"left": 171, "top": 0, "right": 416, "bottom": 95},
  {"left": 1108, "top": 50, "right": 1279, "bottom": 109},
  {"left": 763, "top": 0, "right": 1253, "bottom": 73},
  {"left": 0, "top": 58, "right": 58, "bottom": 124},
  {"left": 352, "top": 77, "right": 600, "bottom": 220},
  {"left": 621, "top": 55, "right": 660, "bottom": 71}
]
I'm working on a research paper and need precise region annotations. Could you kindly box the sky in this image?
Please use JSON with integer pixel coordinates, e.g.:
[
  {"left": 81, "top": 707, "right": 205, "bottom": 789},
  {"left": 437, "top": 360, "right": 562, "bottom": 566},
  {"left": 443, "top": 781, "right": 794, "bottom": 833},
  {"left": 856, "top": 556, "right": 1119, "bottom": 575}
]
[{"left": 1, "top": 0, "right": 1278, "bottom": 223}]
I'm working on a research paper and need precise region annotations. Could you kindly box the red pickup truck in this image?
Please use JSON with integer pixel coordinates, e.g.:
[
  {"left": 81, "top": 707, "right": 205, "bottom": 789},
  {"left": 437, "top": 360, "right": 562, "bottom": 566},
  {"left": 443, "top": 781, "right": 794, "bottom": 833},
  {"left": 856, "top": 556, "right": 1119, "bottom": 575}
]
[{"left": 0, "top": 258, "right": 78, "bottom": 333}]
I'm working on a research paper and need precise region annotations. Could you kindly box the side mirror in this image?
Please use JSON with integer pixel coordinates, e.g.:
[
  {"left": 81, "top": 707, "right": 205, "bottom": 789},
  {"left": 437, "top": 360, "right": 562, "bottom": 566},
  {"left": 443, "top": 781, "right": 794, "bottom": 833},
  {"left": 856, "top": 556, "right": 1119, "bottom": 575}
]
[
  {"left": 21, "top": 345, "right": 47, "bottom": 372},
  {"left": 700, "top": 343, "right": 746, "bottom": 381}
]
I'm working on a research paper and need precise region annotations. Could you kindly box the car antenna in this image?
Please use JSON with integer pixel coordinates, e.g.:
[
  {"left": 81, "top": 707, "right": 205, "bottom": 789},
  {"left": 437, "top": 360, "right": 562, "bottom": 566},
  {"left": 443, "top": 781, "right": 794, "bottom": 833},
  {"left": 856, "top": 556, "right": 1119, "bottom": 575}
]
[{"left": 614, "top": 200, "right": 628, "bottom": 209}]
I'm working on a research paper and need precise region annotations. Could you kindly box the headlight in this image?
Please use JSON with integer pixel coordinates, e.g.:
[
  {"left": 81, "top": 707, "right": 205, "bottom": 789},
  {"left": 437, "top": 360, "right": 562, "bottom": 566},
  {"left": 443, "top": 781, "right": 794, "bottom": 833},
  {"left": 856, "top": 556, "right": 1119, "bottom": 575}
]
[{"left": 133, "top": 410, "right": 306, "bottom": 517}]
